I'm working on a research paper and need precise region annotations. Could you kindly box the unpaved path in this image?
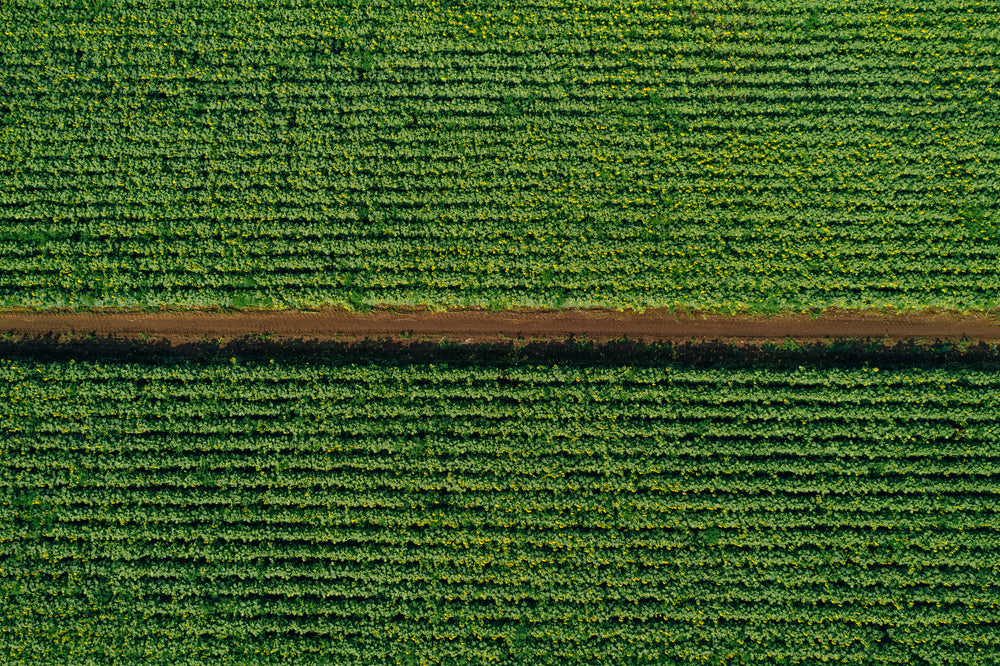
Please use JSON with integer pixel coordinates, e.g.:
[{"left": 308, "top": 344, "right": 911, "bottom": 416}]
[{"left": 2, "top": 308, "right": 1000, "bottom": 344}]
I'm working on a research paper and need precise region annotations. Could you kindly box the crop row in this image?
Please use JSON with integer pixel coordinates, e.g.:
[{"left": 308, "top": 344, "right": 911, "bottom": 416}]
[
  {"left": 2, "top": 357, "right": 999, "bottom": 663},
  {"left": 1, "top": 0, "right": 998, "bottom": 311}
]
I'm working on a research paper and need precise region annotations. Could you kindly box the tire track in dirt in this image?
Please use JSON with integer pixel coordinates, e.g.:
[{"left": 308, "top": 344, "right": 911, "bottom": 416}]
[{"left": 3, "top": 308, "right": 1000, "bottom": 344}]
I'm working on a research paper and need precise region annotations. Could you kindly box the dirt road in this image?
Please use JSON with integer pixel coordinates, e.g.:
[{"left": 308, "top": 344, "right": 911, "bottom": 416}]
[{"left": 2, "top": 308, "right": 999, "bottom": 344}]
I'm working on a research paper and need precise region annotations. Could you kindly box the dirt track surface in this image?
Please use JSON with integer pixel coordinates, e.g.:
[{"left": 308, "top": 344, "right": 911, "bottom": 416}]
[{"left": 3, "top": 308, "right": 1000, "bottom": 345}]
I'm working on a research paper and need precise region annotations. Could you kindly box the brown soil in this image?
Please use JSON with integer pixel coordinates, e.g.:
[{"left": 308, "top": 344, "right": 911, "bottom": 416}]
[{"left": 3, "top": 307, "right": 1000, "bottom": 345}]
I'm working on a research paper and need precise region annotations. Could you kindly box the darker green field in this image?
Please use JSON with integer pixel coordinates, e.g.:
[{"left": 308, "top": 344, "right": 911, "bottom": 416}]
[{"left": 2, "top": 339, "right": 998, "bottom": 664}]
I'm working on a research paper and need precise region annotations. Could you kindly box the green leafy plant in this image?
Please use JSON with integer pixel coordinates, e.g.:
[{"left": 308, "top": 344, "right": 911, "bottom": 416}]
[{"left": 2, "top": 358, "right": 997, "bottom": 661}]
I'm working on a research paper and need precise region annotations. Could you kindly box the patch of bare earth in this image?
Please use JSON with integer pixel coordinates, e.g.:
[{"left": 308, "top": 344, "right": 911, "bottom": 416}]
[{"left": 2, "top": 307, "right": 1000, "bottom": 345}]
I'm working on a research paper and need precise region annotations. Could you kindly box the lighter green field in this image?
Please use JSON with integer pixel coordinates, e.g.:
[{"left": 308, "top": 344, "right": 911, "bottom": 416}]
[{"left": 1, "top": 0, "right": 998, "bottom": 312}]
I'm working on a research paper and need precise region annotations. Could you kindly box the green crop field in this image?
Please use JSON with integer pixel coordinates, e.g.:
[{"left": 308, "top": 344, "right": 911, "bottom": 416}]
[
  {"left": 1, "top": 0, "right": 999, "bottom": 312},
  {"left": 2, "top": 343, "right": 999, "bottom": 664}
]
